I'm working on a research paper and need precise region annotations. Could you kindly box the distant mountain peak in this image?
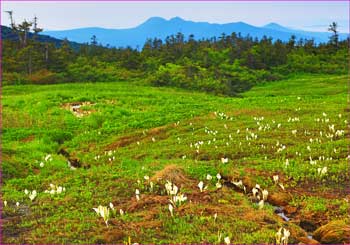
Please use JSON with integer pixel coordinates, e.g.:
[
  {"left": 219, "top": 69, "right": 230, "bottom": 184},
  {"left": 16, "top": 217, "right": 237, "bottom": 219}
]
[
  {"left": 263, "top": 22, "right": 291, "bottom": 32},
  {"left": 169, "top": 16, "right": 185, "bottom": 22},
  {"left": 140, "top": 17, "right": 167, "bottom": 26}
]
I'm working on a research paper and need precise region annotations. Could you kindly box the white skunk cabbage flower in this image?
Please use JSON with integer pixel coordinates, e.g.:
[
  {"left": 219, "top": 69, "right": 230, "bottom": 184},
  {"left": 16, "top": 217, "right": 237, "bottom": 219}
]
[
  {"left": 198, "top": 181, "right": 204, "bottom": 192},
  {"left": 224, "top": 236, "right": 231, "bottom": 244},
  {"left": 135, "top": 189, "right": 140, "bottom": 201},
  {"left": 221, "top": 158, "right": 228, "bottom": 164},
  {"left": 216, "top": 182, "right": 222, "bottom": 189},
  {"left": 168, "top": 204, "right": 174, "bottom": 217},
  {"left": 109, "top": 202, "right": 114, "bottom": 210},
  {"left": 262, "top": 189, "right": 268, "bottom": 201},
  {"left": 93, "top": 205, "right": 110, "bottom": 226},
  {"left": 258, "top": 200, "right": 264, "bottom": 209},
  {"left": 276, "top": 227, "right": 283, "bottom": 244},
  {"left": 29, "top": 190, "right": 37, "bottom": 201}
]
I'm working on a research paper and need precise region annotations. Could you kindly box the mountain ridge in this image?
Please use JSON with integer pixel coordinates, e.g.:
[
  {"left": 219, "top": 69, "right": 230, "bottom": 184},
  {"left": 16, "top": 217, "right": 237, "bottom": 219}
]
[{"left": 17, "top": 17, "right": 350, "bottom": 48}]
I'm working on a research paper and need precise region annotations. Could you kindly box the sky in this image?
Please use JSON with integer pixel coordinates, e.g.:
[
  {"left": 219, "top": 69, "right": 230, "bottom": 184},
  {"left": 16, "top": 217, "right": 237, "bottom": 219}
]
[{"left": 1, "top": 1, "right": 349, "bottom": 33}]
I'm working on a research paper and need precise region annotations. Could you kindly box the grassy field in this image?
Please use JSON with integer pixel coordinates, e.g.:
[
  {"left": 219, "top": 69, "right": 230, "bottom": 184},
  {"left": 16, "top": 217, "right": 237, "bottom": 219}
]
[{"left": 2, "top": 74, "right": 349, "bottom": 244}]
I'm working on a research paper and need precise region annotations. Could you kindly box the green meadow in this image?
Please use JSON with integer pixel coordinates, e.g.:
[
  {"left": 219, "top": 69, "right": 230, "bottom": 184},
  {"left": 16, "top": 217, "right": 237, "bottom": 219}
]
[{"left": 2, "top": 74, "right": 349, "bottom": 244}]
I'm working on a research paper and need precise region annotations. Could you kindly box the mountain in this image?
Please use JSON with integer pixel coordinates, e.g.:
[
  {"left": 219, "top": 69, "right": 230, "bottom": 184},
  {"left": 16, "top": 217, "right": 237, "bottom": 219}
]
[
  {"left": 38, "top": 17, "right": 347, "bottom": 48},
  {"left": 263, "top": 23, "right": 293, "bottom": 32}
]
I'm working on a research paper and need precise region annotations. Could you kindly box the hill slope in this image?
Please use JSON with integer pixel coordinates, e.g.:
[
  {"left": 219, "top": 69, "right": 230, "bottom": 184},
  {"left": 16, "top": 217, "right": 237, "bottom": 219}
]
[{"left": 1, "top": 25, "right": 82, "bottom": 49}]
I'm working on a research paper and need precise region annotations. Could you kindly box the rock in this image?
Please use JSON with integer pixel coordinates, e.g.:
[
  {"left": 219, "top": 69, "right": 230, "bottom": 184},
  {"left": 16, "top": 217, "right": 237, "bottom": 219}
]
[{"left": 313, "top": 220, "right": 350, "bottom": 244}]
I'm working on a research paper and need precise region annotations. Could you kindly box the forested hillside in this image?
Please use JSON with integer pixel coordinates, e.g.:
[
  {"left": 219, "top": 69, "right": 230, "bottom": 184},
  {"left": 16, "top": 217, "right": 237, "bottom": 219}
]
[{"left": 2, "top": 21, "right": 349, "bottom": 96}]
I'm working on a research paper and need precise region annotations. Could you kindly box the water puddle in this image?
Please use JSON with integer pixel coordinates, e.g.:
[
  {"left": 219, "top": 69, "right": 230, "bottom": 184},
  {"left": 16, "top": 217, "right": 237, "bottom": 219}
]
[{"left": 273, "top": 206, "right": 290, "bottom": 222}]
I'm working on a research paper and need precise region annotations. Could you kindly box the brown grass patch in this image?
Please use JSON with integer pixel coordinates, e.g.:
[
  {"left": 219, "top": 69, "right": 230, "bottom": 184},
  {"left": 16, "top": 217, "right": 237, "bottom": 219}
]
[
  {"left": 150, "top": 164, "right": 191, "bottom": 187},
  {"left": 313, "top": 220, "right": 350, "bottom": 244},
  {"left": 127, "top": 195, "right": 169, "bottom": 212},
  {"left": 20, "top": 135, "right": 35, "bottom": 143}
]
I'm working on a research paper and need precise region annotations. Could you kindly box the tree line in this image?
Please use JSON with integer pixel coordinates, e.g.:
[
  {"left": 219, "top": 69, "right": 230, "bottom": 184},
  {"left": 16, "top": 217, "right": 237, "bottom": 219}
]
[{"left": 2, "top": 16, "right": 349, "bottom": 96}]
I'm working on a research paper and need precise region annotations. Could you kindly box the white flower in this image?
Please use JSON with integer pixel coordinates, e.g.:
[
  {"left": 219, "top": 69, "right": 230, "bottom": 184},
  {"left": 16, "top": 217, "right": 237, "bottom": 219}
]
[
  {"left": 144, "top": 175, "right": 149, "bottom": 181},
  {"left": 262, "top": 189, "right": 268, "bottom": 201},
  {"left": 16, "top": 202, "right": 20, "bottom": 207},
  {"left": 273, "top": 175, "right": 279, "bottom": 184},
  {"left": 258, "top": 200, "right": 264, "bottom": 209},
  {"left": 276, "top": 227, "right": 283, "bottom": 244},
  {"left": 216, "top": 173, "right": 221, "bottom": 180},
  {"left": 45, "top": 154, "right": 52, "bottom": 162},
  {"left": 168, "top": 204, "right": 174, "bottom": 217},
  {"left": 224, "top": 236, "right": 231, "bottom": 244},
  {"left": 29, "top": 190, "right": 37, "bottom": 201},
  {"left": 152, "top": 137, "right": 156, "bottom": 142},
  {"left": 198, "top": 181, "right": 204, "bottom": 192},
  {"left": 221, "top": 158, "right": 228, "bottom": 164},
  {"left": 57, "top": 186, "right": 63, "bottom": 194},
  {"left": 40, "top": 162, "right": 44, "bottom": 168},
  {"left": 214, "top": 213, "right": 217, "bottom": 221},
  {"left": 206, "top": 174, "right": 212, "bottom": 181},
  {"left": 109, "top": 202, "right": 114, "bottom": 210},
  {"left": 255, "top": 184, "right": 260, "bottom": 189},
  {"left": 93, "top": 205, "right": 110, "bottom": 226},
  {"left": 216, "top": 182, "right": 222, "bottom": 189},
  {"left": 279, "top": 183, "right": 285, "bottom": 191},
  {"left": 171, "top": 185, "right": 178, "bottom": 195},
  {"left": 119, "top": 209, "right": 124, "bottom": 216},
  {"left": 24, "top": 189, "right": 29, "bottom": 195},
  {"left": 4, "top": 200, "right": 7, "bottom": 207},
  {"left": 135, "top": 189, "right": 140, "bottom": 201},
  {"left": 282, "top": 228, "right": 290, "bottom": 245}
]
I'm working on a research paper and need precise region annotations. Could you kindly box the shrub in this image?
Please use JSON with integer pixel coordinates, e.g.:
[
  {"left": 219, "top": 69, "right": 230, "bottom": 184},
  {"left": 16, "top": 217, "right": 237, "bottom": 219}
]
[
  {"left": 28, "top": 69, "right": 60, "bottom": 84},
  {"left": 2, "top": 72, "right": 28, "bottom": 85}
]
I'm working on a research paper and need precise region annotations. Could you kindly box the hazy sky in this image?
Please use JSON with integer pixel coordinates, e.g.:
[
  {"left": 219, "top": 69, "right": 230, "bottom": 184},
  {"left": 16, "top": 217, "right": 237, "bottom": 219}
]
[{"left": 1, "top": 1, "right": 349, "bottom": 32}]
